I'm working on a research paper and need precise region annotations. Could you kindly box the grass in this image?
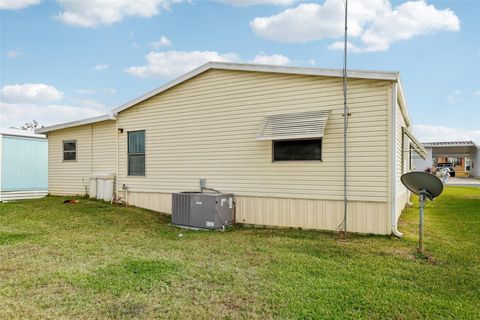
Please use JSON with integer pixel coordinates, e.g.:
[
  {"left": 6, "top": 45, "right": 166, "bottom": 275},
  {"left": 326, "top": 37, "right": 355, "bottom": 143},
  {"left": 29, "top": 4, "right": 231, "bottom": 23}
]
[{"left": 0, "top": 187, "right": 479, "bottom": 319}]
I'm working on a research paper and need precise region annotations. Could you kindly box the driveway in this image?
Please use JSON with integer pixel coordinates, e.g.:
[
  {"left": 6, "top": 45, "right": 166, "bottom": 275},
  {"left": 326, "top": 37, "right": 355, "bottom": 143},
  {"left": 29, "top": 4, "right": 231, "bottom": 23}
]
[{"left": 445, "top": 177, "right": 480, "bottom": 187}]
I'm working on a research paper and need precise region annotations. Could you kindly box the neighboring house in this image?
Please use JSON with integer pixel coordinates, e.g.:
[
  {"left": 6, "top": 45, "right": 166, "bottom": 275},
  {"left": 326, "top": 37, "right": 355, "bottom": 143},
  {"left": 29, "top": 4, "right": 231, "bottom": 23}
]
[
  {"left": 36, "top": 62, "right": 426, "bottom": 235},
  {"left": 0, "top": 128, "right": 48, "bottom": 201},
  {"left": 413, "top": 141, "right": 480, "bottom": 177}
]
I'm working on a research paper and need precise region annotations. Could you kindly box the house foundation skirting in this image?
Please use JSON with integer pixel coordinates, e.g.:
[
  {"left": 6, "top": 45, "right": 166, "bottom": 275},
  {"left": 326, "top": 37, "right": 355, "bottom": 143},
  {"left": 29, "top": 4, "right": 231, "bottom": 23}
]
[{"left": 126, "top": 191, "right": 390, "bottom": 235}]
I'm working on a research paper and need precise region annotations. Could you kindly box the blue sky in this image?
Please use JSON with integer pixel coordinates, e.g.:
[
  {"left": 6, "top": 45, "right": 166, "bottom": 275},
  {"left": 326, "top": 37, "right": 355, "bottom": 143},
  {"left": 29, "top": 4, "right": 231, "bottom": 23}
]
[{"left": 1, "top": 0, "right": 479, "bottom": 142}]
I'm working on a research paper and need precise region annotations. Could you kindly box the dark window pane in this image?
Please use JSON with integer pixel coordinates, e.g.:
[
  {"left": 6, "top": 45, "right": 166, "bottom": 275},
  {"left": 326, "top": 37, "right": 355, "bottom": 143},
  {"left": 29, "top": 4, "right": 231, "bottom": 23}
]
[
  {"left": 63, "top": 141, "right": 76, "bottom": 151},
  {"left": 63, "top": 151, "right": 76, "bottom": 161},
  {"left": 128, "top": 131, "right": 145, "bottom": 153},
  {"left": 273, "top": 139, "right": 322, "bottom": 161},
  {"left": 128, "top": 131, "right": 145, "bottom": 176},
  {"left": 128, "top": 154, "right": 145, "bottom": 176}
]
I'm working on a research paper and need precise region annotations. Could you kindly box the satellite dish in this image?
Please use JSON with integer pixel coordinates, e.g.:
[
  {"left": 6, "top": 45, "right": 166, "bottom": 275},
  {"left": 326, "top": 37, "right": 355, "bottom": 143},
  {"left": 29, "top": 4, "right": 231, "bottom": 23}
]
[
  {"left": 400, "top": 171, "right": 444, "bottom": 253},
  {"left": 401, "top": 171, "right": 443, "bottom": 200}
]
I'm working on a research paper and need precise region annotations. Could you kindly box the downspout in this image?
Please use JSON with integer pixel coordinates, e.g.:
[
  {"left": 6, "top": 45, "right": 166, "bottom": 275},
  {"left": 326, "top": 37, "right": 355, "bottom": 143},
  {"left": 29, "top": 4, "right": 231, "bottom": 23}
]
[
  {"left": 391, "top": 83, "right": 403, "bottom": 238},
  {"left": 115, "top": 117, "right": 119, "bottom": 201},
  {"left": 91, "top": 124, "right": 94, "bottom": 175},
  {"left": 90, "top": 124, "right": 94, "bottom": 196}
]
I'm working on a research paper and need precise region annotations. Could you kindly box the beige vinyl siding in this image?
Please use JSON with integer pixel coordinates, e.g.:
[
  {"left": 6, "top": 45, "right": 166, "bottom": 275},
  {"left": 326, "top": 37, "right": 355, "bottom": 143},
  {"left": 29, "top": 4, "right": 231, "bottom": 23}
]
[
  {"left": 48, "top": 120, "right": 116, "bottom": 195},
  {"left": 92, "top": 121, "right": 117, "bottom": 174},
  {"left": 117, "top": 70, "right": 390, "bottom": 202}
]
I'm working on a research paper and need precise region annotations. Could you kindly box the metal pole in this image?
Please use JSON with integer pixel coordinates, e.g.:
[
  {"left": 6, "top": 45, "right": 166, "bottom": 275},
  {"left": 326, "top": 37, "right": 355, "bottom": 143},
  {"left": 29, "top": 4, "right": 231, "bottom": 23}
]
[
  {"left": 419, "top": 193, "right": 425, "bottom": 252},
  {"left": 343, "top": 0, "right": 348, "bottom": 238}
]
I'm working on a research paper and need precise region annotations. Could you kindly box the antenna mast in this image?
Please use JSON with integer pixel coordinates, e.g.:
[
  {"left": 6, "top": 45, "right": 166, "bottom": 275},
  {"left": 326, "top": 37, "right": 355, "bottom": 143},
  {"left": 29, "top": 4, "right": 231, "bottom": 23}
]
[{"left": 342, "top": 0, "right": 349, "bottom": 238}]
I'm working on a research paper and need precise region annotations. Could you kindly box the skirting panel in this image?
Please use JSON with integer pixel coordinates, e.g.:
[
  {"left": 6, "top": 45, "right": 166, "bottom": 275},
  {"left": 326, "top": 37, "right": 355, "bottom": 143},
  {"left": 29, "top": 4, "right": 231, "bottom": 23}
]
[
  {"left": 0, "top": 190, "right": 48, "bottom": 201},
  {"left": 396, "top": 191, "right": 410, "bottom": 224},
  {"left": 236, "top": 196, "right": 389, "bottom": 235},
  {"left": 127, "top": 192, "right": 172, "bottom": 214},
  {"left": 125, "top": 191, "right": 390, "bottom": 235}
]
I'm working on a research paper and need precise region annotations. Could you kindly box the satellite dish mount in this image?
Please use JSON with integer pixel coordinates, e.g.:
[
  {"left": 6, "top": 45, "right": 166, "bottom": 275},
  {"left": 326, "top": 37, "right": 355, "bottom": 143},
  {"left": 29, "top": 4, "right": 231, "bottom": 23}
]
[{"left": 400, "top": 172, "right": 444, "bottom": 253}]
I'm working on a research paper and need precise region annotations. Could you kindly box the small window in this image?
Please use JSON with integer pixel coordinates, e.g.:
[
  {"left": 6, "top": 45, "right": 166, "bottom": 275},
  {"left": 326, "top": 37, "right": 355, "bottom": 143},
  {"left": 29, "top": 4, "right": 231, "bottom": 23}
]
[
  {"left": 128, "top": 130, "right": 145, "bottom": 176},
  {"left": 273, "top": 139, "right": 322, "bottom": 161},
  {"left": 63, "top": 140, "right": 76, "bottom": 161}
]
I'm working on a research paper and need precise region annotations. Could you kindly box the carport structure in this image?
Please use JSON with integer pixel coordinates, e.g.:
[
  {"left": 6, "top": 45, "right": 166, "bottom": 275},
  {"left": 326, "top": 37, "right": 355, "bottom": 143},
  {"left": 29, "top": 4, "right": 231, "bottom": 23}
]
[{"left": 413, "top": 141, "right": 480, "bottom": 177}]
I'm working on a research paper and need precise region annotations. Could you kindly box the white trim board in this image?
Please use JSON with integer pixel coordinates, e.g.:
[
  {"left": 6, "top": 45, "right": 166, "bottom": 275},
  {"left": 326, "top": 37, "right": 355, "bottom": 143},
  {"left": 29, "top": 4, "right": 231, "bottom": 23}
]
[{"left": 35, "top": 114, "right": 116, "bottom": 134}]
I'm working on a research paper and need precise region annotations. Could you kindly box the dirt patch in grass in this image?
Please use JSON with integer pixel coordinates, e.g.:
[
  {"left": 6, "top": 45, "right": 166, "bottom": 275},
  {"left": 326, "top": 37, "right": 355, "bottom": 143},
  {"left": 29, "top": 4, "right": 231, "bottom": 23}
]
[{"left": 105, "top": 299, "right": 148, "bottom": 319}]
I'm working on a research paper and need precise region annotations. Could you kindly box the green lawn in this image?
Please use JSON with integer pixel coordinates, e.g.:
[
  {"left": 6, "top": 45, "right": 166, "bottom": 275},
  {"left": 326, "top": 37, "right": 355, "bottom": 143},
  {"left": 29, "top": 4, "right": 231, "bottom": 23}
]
[{"left": 0, "top": 187, "right": 479, "bottom": 319}]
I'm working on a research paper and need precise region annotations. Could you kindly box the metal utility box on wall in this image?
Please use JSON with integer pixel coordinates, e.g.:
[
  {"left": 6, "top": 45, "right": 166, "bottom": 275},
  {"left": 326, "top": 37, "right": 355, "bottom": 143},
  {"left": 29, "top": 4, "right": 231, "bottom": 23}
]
[{"left": 172, "top": 192, "right": 234, "bottom": 229}]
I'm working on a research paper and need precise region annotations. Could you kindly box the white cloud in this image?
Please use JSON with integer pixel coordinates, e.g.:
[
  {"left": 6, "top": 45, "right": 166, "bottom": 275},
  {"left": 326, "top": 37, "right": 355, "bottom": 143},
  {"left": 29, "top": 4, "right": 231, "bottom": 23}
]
[
  {"left": 473, "top": 90, "right": 480, "bottom": 96},
  {"left": 218, "top": 0, "right": 296, "bottom": 6},
  {"left": 1, "top": 83, "right": 64, "bottom": 103},
  {"left": 447, "top": 90, "right": 462, "bottom": 103},
  {"left": 151, "top": 36, "right": 172, "bottom": 49},
  {"left": 328, "top": 41, "right": 363, "bottom": 53},
  {"left": 76, "top": 88, "right": 116, "bottom": 95},
  {"left": 0, "top": 101, "right": 106, "bottom": 128},
  {"left": 413, "top": 125, "right": 480, "bottom": 144},
  {"left": 102, "top": 88, "right": 117, "bottom": 95},
  {"left": 0, "top": 83, "right": 108, "bottom": 128},
  {"left": 125, "top": 50, "right": 240, "bottom": 78},
  {"left": 6, "top": 50, "right": 20, "bottom": 58},
  {"left": 75, "top": 98, "right": 106, "bottom": 109},
  {"left": 94, "top": 64, "right": 110, "bottom": 71},
  {"left": 76, "top": 88, "right": 96, "bottom": 94},
  {"left": 131, "top": 41, "right": 140, "bottom": 49},
  {"left": 251, "top": 53, "right": 290, "bottom": 65},
  {"left": 251, "top": 2, "right": 345, "bottom": 43},
  {"left": 0, "top": 0, "right": 39, "bottom": 10},
  {"left": 251, "top": 0, "right": 460, "bottom": 52},
  {"left": 359, "top": 1, "right": 460, "bottom": 52},
  {"left": 55, "top": 0, "right": 180, "bottom": 28}
]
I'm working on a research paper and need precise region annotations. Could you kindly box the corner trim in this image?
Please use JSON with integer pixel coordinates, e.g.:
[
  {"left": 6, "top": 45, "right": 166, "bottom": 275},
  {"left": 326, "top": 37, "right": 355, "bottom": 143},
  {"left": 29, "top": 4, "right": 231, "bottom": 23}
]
[{"left": 391, "top": 83, "right": 402, "bottom": 237}]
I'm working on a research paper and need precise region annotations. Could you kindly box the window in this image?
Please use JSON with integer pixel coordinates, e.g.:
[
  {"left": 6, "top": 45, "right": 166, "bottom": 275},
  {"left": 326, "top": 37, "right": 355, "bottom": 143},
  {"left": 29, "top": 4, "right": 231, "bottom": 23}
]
[
  {"left": 447, "top": 157, "right": 461, "bottom": 166},
  {"left": 128, "top": 130, "right": 145, "bottom": 176},
  {"left": 63, "top": 140, "right": 76, "bottom": 161},
  {"left": 273, "top": 139, "right": 322, "bottom": 161}
]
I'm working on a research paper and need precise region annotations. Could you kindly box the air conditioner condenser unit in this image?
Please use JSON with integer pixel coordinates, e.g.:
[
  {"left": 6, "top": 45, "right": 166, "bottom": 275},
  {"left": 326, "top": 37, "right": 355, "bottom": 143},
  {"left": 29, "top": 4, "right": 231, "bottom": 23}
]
[{"left": 172, "top": 192, "right": 234, "bottom": 230}]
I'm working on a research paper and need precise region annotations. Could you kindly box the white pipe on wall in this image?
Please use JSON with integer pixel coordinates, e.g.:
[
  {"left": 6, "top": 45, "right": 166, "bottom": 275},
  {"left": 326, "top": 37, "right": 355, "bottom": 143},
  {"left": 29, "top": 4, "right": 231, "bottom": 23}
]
[{"left": 391, "top": 84, "right": 403, "bottom": 238}]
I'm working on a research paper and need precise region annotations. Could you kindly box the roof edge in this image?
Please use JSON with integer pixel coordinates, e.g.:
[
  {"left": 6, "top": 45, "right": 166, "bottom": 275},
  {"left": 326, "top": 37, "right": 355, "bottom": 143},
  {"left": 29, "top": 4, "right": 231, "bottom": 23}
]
[
  {"left": 209, "top": 62, "right": 399, "bottom": 81},
  {"left": 112, "top": 61, "right": 400, "bottom": 115},
  {"left": 421, "top": 141, "right": 478, "bottom": 147},
  {"left": 36, "top": 62, "right": 401, "bottom": 133},
  {"left": 0, "top": 128, "right": 46, "bottom": 139},
  {"left": 396, "top": 79, "right": 412, "bottom": 127},
  {"left": 35, "top": 113, "right": 116, "bottom": 134}
]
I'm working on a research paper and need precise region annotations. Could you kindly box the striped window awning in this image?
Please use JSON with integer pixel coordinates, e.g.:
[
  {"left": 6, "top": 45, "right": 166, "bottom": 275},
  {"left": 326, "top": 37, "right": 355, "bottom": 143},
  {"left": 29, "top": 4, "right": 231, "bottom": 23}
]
[{"left": 256, "top": 110, "right": 330, "bottom": 141}]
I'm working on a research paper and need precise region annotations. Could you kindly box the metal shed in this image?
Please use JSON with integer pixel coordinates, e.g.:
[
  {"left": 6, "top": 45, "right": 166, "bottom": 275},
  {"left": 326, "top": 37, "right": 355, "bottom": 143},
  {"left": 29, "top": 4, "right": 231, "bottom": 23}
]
[{"left": 0, "top": 128, "right": 48, "bottom": 201}]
